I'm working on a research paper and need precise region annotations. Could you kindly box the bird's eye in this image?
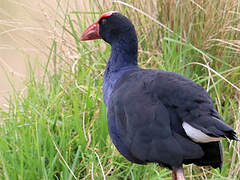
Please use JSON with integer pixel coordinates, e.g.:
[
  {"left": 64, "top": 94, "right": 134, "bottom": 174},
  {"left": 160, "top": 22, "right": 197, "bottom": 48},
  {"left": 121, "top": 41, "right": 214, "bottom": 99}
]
[{"left": 101, "top": 18, "right": 107, "bottom": 25}]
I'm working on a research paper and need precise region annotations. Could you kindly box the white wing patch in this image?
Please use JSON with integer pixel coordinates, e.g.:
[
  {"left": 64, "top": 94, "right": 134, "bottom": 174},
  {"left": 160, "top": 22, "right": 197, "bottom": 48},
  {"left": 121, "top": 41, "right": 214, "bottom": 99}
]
[{"left": 182, "top": 122, "right": 223, "bottom": 143}]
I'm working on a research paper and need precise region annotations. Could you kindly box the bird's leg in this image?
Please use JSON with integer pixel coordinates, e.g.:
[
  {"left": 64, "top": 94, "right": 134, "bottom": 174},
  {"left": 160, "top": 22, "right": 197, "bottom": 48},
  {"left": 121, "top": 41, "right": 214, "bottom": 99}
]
[{"left": 172, "top": 166, "right": 185, "bottom": 180}]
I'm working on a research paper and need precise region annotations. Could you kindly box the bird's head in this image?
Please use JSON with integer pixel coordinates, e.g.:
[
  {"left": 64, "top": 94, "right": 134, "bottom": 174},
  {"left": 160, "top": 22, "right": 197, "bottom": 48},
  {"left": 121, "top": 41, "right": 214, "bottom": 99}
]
[{"left": 80, "top": 11, "right": 136, "bottom": 45}]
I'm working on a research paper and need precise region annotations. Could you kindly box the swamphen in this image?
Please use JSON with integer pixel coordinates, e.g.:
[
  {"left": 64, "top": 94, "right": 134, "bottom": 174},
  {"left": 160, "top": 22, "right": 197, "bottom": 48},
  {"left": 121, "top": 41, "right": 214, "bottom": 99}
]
[{"left": 80, "top": 11, "right": 238, "bottom": 180}]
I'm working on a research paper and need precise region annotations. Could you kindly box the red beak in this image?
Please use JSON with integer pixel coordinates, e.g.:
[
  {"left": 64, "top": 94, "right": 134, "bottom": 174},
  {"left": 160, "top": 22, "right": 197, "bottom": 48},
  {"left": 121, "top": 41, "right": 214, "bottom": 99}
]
[{"left": 80, "top": 22, "right": 101, "bottom": 41}]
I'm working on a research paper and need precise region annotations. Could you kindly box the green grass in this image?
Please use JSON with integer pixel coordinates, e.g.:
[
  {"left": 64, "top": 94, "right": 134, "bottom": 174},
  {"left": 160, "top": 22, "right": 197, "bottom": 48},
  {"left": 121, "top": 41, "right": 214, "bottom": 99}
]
[{"left": 0, "top": 0, "right": 239, "bottom": 179}]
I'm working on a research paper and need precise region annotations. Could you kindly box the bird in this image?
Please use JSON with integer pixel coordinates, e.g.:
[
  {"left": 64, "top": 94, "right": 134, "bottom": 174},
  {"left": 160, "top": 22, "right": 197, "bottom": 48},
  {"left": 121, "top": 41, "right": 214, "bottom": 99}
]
[{"left": 80, "top": 11, "right": 238, "bottom": 180}]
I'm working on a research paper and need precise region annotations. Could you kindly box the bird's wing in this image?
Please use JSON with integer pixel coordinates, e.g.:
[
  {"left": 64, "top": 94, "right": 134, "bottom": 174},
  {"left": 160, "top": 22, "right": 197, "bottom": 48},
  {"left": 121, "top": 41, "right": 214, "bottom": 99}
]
[
  {"left": 108, "top": 69, "right": 205, "bottom": 168},
  {"left": 130, "top": 69, "right": 237, "bottom": 143}
]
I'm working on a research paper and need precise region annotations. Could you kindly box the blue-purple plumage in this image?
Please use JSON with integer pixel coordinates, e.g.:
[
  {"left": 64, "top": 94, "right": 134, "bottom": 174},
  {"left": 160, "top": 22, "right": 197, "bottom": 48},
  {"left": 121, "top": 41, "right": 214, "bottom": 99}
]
[{"left": 80, "top": 12, "right": 237, "bottom": 177}]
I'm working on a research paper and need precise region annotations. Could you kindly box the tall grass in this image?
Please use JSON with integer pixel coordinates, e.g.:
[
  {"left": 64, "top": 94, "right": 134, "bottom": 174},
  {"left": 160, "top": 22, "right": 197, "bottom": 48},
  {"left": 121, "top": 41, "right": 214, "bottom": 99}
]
[{"left": 0, "top": 0, "right": 239, "bottom": 179}]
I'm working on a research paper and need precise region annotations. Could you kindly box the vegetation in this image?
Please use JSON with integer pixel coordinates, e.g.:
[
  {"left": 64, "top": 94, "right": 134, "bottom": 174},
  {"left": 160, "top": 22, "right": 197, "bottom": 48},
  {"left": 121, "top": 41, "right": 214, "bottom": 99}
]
[{"left": 0, "top": 0, "right": 239, "bottom": 179}]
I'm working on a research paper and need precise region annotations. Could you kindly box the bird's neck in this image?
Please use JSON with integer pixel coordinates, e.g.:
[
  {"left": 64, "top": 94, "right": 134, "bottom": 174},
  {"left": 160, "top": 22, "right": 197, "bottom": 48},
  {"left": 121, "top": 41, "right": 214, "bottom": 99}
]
[
  {"left": 107, "top": 35, "right": 138, "bottom": 71},
  {"left": 103, "top": 38, "right": 139, "bottom": 107}
]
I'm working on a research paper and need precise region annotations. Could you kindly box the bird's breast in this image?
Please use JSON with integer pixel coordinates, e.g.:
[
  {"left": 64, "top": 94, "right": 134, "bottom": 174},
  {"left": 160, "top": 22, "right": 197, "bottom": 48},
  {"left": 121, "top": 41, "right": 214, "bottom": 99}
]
[{"left": 103, "top": 66, "right": 139, "bottom": 107}]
